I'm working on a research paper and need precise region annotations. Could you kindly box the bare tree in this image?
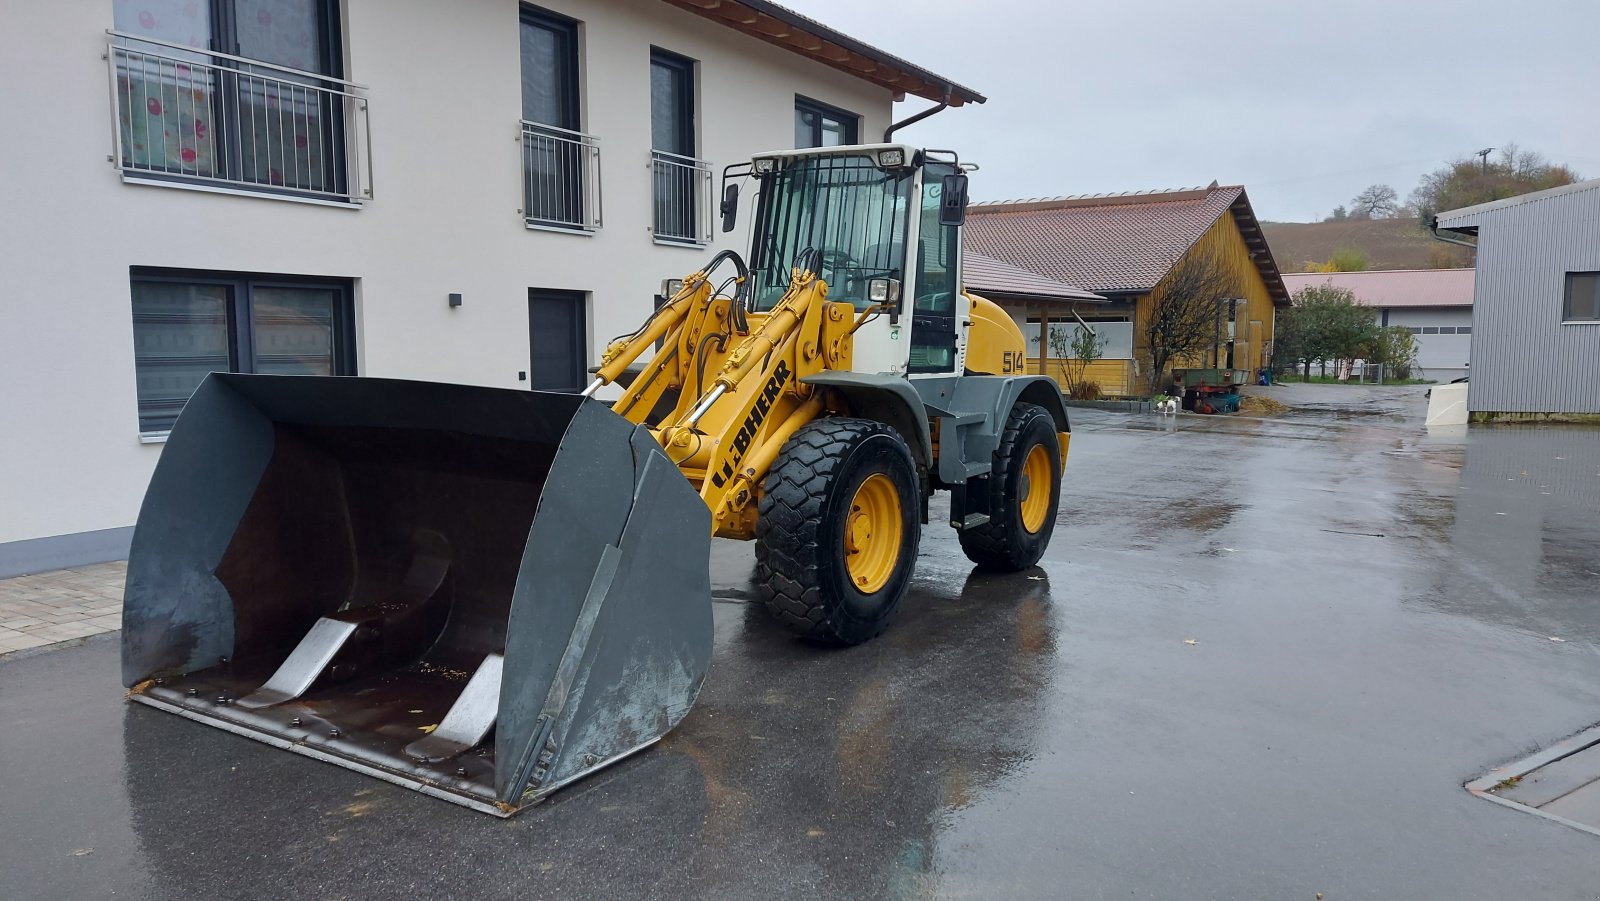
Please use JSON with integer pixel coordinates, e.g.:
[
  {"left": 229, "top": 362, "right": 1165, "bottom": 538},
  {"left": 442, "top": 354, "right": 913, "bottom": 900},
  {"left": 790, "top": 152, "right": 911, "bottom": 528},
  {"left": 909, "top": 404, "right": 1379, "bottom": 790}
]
[
  {"left": 1350, "top": 184, "right": 1398, "bottom": 219},
  {"left": 1052, "top": 323, "right": 1106, "bottom": 399},
  {"left": 1144, "top": 248, "right": 1241, "bottom": 392}
]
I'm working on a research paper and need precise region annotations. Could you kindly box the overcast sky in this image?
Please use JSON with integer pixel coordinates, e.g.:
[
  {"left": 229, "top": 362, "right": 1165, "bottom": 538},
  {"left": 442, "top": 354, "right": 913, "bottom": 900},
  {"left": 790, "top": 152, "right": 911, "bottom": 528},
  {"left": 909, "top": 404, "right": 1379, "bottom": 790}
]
[{"left": 797, "top": 0, "right": 1600, "bottom": 222}]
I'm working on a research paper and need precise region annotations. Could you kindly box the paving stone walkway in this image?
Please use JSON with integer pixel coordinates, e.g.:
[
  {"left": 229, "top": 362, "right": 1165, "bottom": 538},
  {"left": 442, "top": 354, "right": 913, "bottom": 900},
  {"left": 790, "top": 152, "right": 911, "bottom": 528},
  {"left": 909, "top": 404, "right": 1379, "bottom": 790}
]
[{"left": 0, "top": 561, "right": 125, "bottom": 656}]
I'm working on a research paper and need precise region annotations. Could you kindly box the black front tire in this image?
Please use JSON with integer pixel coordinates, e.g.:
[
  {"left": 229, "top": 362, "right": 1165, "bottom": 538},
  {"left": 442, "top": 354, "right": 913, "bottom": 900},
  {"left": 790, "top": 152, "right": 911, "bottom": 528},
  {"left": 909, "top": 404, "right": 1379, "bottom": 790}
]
[
  {"left": 958, "top": 403, "right": 1062, "bottom": 571},
  {"left": 755, "top": 418, "right": 921, "bottom": 645}
]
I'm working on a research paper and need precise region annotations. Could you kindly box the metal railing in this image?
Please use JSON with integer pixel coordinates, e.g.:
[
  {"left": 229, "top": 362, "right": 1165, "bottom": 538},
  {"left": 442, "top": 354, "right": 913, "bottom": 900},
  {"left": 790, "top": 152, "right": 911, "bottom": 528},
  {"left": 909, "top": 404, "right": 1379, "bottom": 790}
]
[
  {"left": 651, "top": 150, "right": 713, "bottom": 245},
  {"left": 106, "top": 32, "right": 372, "bottom": 204},
  {"left": 522, "top": 121, "right": 601, "bottom": 231}
]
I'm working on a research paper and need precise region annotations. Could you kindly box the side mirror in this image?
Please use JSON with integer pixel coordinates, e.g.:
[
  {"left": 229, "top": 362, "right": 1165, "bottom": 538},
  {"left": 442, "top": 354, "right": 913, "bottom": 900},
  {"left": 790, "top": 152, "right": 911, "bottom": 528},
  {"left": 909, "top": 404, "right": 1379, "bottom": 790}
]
[
  {"left": 939, "top": 173, "right": 969, "bottom": 227},
  {"left": 720, "top": 183, "right": 739, "bottom": 233}
]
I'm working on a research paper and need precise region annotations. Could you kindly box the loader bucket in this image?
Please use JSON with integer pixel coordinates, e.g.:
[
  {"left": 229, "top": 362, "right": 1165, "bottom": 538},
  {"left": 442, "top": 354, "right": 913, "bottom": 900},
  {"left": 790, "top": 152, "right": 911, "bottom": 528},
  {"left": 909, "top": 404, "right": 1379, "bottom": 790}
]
[{"left": 122, "top": 373, "right": 713, "bottom": 816}]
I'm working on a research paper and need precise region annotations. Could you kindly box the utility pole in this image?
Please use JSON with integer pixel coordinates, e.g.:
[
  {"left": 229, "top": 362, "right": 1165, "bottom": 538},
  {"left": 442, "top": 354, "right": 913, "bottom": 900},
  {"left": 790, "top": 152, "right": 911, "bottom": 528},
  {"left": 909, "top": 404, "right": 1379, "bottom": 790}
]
[{"left": 1476, "top": 147, "right": 1494, "bottom": 172}]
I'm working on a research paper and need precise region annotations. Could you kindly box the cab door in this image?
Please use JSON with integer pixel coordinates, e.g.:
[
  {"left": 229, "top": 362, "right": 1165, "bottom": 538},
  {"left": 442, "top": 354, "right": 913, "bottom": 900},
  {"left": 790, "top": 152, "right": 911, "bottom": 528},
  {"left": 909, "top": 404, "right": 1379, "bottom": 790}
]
[{"left": 909, "top": 163, "right": 960, "bottom": 373}]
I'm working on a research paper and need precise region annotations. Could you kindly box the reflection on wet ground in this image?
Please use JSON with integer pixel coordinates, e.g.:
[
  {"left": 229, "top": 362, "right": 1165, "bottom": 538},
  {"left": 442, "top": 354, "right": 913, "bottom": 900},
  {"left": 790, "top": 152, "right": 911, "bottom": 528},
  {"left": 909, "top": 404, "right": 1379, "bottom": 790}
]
[{"left": 4, "top": 385, "right": 1600, "bottom": 899}]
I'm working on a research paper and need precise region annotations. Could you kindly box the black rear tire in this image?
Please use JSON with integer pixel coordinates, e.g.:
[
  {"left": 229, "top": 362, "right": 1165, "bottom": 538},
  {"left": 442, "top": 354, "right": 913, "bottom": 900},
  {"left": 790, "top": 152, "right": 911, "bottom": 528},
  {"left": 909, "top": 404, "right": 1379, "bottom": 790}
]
[
  {"left": 755, "top": 418, "right": 920, "bottom": 645},
  {"left": 958, "top": 403, "right": 1062, "bottom": 571}
]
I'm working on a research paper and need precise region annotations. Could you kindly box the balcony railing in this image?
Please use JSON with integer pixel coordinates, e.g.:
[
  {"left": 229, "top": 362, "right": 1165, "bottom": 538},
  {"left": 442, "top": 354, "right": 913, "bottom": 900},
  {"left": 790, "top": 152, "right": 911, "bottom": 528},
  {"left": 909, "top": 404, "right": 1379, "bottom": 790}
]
[
  {"left": 106, "top": 32, "right": 372, "bottom": 204},
  {"left": 651, "top": 150, "right": 713, "bottom": 246},
  {"left": 522, "top": 121, "right": 601, "bottom": 232}
]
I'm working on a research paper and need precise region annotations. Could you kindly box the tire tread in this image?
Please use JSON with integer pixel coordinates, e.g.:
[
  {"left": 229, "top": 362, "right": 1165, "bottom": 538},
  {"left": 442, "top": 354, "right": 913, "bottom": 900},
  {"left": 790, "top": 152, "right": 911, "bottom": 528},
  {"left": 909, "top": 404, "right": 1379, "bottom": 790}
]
[
  {"left": 755, "top": 418, "right": 913, "bottom": 644},
  {"left": 958, "top": 403, "right": 1058, "bottom": 571}
]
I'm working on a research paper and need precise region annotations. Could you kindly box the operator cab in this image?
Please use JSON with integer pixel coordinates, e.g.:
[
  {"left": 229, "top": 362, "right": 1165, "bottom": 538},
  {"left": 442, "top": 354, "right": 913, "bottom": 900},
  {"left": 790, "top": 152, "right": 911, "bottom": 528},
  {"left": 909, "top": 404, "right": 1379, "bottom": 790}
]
[{"left": 719, "top": 144, "right": 971, "bottom": 377}]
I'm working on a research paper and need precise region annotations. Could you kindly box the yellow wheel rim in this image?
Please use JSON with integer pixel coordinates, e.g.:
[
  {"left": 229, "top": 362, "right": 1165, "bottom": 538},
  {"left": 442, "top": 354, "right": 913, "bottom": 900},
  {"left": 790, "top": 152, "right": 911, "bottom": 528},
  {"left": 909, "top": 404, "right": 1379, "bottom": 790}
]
[
  {"left": 1020, "top": 444, "right": 1052, "bottom": 534},
  {"left": 844, "top": 473, "right": 903, "bottom": 594}
]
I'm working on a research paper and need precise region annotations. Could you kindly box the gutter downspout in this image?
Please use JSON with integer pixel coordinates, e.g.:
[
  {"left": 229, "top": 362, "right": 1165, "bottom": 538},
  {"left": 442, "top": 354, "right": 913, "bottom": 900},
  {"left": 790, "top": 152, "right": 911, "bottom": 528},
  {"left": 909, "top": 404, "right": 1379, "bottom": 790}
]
[
  {"left": 884, "top": 90, "right": 951, "bottom": 143},
  {"left": 1427, "top": 215, "right": 1479, "bottom": 249}
]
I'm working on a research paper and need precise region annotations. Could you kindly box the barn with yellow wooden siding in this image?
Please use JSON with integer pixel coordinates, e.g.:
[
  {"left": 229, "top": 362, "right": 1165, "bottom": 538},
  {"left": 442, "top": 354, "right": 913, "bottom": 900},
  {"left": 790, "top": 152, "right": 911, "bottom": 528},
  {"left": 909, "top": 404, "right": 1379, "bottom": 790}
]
[
  {"left": 965, "top": 184, "right": 1290, "bottom": 396},
  {"left": 963, "top": 250, "right": 1110, "bottom": 378}
]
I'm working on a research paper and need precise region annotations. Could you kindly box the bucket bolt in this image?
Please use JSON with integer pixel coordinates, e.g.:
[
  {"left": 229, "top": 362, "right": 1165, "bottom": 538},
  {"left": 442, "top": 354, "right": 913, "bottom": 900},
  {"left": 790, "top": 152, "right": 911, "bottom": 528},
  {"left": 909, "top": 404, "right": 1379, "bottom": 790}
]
[
  {"left": 290, "top": 717, "right": 302, "bottom": 727},
  {"left": 456, "top": 766, "right": 468, "bottom": 777},
  {"left": 188, "top": 688, "right": 199, "bottom": 697},
  {"left": 328, "top": 728, "right": 341, "bottom": 739}
]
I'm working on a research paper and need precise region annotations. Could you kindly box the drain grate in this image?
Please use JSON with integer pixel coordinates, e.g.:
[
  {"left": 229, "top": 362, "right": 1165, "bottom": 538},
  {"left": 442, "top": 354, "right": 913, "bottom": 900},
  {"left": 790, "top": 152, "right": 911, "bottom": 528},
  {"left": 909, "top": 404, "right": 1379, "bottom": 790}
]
[{"left": 1469, "top": 724, "right": 1600, "bottom": 837}]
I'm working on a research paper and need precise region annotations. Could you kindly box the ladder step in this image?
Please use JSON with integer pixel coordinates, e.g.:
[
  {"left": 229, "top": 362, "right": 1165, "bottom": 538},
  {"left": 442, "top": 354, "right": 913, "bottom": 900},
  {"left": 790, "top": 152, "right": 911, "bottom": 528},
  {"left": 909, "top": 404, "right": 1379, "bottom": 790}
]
[{"left": 953, "top": 513, "right": 990, "bottom": 530}]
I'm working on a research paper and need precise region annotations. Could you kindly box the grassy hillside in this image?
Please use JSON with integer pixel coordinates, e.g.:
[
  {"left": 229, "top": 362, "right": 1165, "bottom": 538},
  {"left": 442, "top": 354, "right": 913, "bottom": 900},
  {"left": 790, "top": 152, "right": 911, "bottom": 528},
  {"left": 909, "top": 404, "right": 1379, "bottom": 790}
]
[{"left": 1261, "top": 217, "right": 1473, "bottom": 272}]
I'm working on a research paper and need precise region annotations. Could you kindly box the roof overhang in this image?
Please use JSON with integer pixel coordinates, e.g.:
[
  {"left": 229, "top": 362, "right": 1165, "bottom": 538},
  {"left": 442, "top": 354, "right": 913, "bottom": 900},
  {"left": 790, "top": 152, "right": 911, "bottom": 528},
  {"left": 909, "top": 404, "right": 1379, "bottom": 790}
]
[
  {"left": 657, "top": 0, "right": 985, "bottom": 106},
  {"left": 981, "top": 290, "right": 1108, "bottom": 304},
  {"left": 1228, "top": 190, "right": 1291, "bottom": 307}
]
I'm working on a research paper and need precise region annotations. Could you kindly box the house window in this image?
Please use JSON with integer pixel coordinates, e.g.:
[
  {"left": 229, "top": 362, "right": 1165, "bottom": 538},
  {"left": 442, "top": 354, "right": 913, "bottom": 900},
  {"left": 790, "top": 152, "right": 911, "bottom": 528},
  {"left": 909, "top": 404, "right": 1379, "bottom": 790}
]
[
  {"left": 130, "top": 269, "right": 355, "bottom": 433},
  {"left": 1458, "top": 326, "right": 1472, "bottom": 334},
  {"left": 521, "top": 6, "right": 598, "bottom": 230},
  {"left": 795, "top": 95, "right": 858, "bottom": 148},
  {"left": 1421, "top": 327, "right": 1439, "bottom": 334},
  {"left": 1437, "top": 327, "right": 1456, "bottom": 334},
  {"left": 650, "top": 48, "right": 707, "bottom": 245},
  {"left": 1025, "top": 317, "right": 1136, "bottom": 360},
  {"left": 1564, "top": 272, "right": 1600, "bottom": 321},
  {"left": 521, "top": 7, "right": 579, "bottom": 131},
  {"left": 528, "top": 289, "right": 587, "bottom": 392},
  {"left": 111, "top": 0, "right": 355, "bottom": 199}
]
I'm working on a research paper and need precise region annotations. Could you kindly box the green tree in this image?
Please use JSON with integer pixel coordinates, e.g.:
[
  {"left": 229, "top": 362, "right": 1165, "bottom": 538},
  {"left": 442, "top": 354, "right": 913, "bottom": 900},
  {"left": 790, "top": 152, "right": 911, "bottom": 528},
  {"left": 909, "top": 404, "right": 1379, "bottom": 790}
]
[
  {"left": 1275, "top": 283, "right": 1379, "bottom": 379},
  {"left": 1304, "top": 246, "right": 1370, "bottom": 272},
  {"left": 1366, "top": 326, "right": 1419, "bottom": 380},
  {"left": 1328, "top": 246, "right": 1370, "bottom": 272},
  {"left": 1325, "top": 205, "right": 1349, "bottom": 222},
  {"left": 1412, "top": 144, "right": 1580, "bottom": 224},
  {"left": 1053, "top": 323, "right": 1106, "bottom": 399},
  {"left": 1272, "top": 308, "right": 1310, "bottom": 377}
]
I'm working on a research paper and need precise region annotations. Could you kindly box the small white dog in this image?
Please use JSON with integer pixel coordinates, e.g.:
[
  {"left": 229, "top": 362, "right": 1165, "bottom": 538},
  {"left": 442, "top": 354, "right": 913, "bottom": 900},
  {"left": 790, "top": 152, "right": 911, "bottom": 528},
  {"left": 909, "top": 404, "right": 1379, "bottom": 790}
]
[{"left": 1156, "top": 397, "right": 1179, "bottom": 415}]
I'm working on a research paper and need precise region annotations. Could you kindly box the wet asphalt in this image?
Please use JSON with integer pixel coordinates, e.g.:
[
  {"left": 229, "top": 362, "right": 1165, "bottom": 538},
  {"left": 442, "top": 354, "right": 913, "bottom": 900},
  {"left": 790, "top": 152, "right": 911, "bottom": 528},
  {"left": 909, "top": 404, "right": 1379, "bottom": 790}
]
[{"left": 5, "top": 384, "right": 1600, "bottom": 900}]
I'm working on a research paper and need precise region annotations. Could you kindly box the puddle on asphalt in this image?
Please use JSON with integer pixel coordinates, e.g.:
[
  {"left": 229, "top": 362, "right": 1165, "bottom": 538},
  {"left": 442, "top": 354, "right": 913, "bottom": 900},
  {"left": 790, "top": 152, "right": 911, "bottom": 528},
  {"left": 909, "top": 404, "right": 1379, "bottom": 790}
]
[
  {"left": 1167, "top": 499, "right": 1243, "bottom": 534},
  {"left": 1398, "top": 424, "right": 1600, "bottom": 639}
]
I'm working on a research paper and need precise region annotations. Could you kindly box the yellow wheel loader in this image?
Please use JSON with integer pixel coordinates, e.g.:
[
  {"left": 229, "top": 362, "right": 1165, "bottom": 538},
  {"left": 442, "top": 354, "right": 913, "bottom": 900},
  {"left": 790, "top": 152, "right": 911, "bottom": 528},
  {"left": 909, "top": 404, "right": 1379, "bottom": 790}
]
[{"left": 122, "top": 144, "right": 1071, "bottom": 815}]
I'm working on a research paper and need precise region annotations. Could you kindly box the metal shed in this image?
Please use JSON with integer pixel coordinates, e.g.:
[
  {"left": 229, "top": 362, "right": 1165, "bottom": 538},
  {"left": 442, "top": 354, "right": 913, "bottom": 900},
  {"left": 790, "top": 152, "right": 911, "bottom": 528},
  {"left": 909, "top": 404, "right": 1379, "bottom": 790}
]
[{"left": 1437, "top": 179, "right": 1600, "bottom": 415}]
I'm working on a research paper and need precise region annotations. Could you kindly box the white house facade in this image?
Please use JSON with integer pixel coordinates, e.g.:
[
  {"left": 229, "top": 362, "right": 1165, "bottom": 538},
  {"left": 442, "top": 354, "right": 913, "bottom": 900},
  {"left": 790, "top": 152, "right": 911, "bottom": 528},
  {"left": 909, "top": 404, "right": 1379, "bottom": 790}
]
[{"left": 0, "top": 0, "right": 981, "bottom": 575}]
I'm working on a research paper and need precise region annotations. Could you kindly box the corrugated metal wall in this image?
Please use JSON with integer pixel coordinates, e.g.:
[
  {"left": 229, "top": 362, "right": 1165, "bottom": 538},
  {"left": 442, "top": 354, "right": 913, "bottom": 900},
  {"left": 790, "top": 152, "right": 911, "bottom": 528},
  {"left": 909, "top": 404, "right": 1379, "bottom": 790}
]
[{"left": 1458, "top": 188, "right": 1600, "bottom": 413}]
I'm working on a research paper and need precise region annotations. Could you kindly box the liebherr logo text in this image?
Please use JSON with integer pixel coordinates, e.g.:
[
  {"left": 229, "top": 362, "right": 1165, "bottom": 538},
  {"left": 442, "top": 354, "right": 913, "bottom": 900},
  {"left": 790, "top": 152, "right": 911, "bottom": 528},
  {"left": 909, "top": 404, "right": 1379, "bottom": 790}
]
[{"left": 710, "top": 361, "right": 791, "bottom": 488}]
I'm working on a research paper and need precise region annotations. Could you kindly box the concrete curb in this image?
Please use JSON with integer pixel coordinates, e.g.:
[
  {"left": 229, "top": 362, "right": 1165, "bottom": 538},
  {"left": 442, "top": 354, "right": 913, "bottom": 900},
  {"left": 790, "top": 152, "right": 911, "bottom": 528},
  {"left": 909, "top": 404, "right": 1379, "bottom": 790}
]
[
  {"left": 1064, "top": 399, "right": 1154, "bottom": 413},
  {"left": 0, "top": 628, "right": 120, "bottom": 663}
]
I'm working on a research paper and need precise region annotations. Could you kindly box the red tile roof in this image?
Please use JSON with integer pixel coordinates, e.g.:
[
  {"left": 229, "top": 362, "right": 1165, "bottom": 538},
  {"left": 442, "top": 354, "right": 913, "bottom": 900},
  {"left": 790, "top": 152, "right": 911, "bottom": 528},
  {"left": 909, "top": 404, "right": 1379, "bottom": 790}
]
[
  {"left": 965, "top": 185, "right": 1290, "bottom": 304},
  {"left": 964, "top": 252, "right": 1104, "bottom": 303},
  {"left": 1280, "top": 269, "right": 1475, "bottom": 308}
]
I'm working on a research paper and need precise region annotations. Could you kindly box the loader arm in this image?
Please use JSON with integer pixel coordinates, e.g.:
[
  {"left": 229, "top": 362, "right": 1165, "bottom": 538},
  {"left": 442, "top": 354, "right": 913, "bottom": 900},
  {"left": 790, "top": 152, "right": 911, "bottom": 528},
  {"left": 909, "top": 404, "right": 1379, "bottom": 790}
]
[
  {"left": 118, "top": 143, "right": 1070, "bottom": 818},
  {"left": 584, "top": 251, "right": 861, "bottom": 539}
]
